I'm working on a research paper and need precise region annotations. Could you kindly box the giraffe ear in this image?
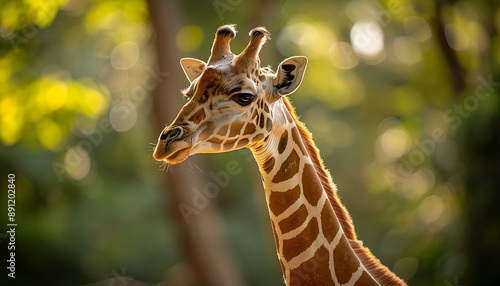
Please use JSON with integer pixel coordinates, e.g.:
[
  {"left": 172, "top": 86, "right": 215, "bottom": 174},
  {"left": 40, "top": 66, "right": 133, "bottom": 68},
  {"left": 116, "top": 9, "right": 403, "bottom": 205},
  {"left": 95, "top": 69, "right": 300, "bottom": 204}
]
[
  {"left": 180, "top": 58, "right": 207, "bottom": 82},
  {"left": 273, "top": 56, "right": 308, "bottom": 96}
]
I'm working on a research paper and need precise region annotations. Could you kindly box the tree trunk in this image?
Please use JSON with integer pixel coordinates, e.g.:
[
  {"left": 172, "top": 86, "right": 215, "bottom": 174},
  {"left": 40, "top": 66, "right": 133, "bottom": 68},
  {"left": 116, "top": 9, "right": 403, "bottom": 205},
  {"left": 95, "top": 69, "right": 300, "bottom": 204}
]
[{"left": 146, "top": 1, "right": 245, "bottom": 285}]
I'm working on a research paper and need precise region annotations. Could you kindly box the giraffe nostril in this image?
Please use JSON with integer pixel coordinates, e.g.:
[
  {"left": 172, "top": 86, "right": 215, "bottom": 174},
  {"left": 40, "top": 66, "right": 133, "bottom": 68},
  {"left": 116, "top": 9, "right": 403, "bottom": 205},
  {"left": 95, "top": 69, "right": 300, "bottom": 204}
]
[{"left": 161, "top": 127, "right": 182, "bottom": 142}]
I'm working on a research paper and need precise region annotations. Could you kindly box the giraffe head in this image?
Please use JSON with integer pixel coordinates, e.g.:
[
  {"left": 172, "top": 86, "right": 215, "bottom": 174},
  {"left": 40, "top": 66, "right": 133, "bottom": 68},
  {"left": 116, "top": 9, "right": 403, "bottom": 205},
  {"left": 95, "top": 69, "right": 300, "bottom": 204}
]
[{"left": 153, "top": 25, "right": 307, "bottom": 164}]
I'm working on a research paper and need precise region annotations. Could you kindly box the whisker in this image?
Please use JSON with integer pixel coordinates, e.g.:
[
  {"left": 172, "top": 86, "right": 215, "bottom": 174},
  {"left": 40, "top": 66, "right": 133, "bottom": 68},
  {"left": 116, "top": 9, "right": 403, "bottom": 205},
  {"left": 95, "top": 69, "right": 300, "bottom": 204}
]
[
  {"left": 186, "top": 160, "right": 196, "bottom": 174},
  {"left": 192, "top": 162, "right": 203, "bottom": 173},
  {"left": 159, "top": 161, "right": 171, "bottom": 173},
  {"left": 148, "top": 142, "right": 158, "bottom": 152}
]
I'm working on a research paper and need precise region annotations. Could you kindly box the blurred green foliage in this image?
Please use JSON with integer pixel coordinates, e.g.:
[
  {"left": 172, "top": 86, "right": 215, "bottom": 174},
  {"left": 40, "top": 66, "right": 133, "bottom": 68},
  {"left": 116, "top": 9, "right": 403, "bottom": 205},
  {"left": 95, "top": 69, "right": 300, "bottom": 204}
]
[{"left": 1, "top": 0, "right": 499, "bottom": 285}]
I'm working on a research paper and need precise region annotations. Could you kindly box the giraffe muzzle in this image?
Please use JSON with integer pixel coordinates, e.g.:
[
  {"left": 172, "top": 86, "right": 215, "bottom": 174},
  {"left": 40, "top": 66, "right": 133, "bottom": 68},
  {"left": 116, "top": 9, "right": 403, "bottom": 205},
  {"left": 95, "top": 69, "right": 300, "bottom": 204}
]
[
  {"left": 153, "top": 126, "right": 192, "bottom": 163},
  {"left": 161, "top": 126, "right": 183, "bottom": 147}
]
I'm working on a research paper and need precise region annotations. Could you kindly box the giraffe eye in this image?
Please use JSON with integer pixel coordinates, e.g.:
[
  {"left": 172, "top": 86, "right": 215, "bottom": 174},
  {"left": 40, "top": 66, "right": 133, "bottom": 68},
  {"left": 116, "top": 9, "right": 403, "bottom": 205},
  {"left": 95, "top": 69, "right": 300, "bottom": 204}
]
[{"left": 233, "top": 93, "right": 254, "bottom": 106}]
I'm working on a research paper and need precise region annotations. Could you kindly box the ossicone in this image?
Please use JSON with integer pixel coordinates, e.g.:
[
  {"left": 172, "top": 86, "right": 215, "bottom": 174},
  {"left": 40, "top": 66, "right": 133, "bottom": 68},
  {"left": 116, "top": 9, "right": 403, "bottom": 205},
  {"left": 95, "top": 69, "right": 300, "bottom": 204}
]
[
  {"left": 207, "top": 24, "right": 237, "bottom": 65},
  {"left": 234, "top": 26, "right": 271, "bottom": 69}
]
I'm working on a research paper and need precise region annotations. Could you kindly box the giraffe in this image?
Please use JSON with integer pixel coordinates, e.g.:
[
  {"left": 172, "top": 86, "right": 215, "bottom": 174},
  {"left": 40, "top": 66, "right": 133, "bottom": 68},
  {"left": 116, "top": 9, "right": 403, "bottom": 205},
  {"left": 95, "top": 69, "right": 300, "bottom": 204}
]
[{"left": 153, "top": 24, "right": 406, "bottom": 286}]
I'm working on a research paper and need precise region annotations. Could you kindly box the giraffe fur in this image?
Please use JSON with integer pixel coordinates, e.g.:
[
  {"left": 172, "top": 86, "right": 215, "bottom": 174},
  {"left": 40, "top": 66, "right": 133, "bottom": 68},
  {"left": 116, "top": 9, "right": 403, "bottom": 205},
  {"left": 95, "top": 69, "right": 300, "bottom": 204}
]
[{"left": 153, "top": 24, "right": 406, "bottom": 286}]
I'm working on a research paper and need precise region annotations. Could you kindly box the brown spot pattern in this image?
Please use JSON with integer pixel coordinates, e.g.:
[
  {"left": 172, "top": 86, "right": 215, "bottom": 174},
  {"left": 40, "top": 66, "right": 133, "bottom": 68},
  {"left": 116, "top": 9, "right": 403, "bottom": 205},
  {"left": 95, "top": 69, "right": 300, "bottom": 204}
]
[
  {"left": 354, "top": 271, "right": 379, "bottom": 286},
  {"left": 252, "top": 109, "right": 259, "bottom": 120},
  {"left": 334, "top": 236, "right": 361, "bottom": 285},
  {"left": 282, "top": 217, "right": 319, "bottom": 261},
  {"left": 223, "top": 138, "right": 238, "bottom": 149},
  {"left": 244, "top": 123, "right": 256, "bottom": 134},
  {"left": 269, "top": 185, "right": 300, "bottom": 216},
  {"left": 289, "top": 246, "right": 333, "bottom": 286},
  {"left": 188, "top": 108, "right": 206, "bottom": 125},
  {"left": 217, "top": 124, "right": 229, "bottom": 137},
  {"left": 208, "top": 136, "right": 224, "bottom": 144},
  {"left": 272, "top": 149, "right": 300, "bottom": 183},
  {"left": 229, "top": 122, "right": 241, "bottom": 137},
  {"left": 258, "top": 99, "right": 263, "bottom": 109},
  {"left": 236, "top": 137, "right": 249, "bottom": 148},
  {"left": 291, "top": 127, "right": 307, "bottom": 156},
  {"left": 266, "top": 117, "right": 273, "bottom": 132},
  {"left": 278, "top": 130, "right": 288, "bottom": 154},
  {"left": 279, "top": 204, "right": 308, "bottom": 234},
  {"left": 321, "top": 202, "right": 340, "bottom": 243},
  {"left": 252, "top": 133, "right": 264, "bottom": 142},
  {"left": 200, "top": 90, "right": 210, "bottom": 103},
  {"left": 262, "top": 157, "right": 275, "bottom": 174},
  {"left": 302, "top": 164, "right": 322, "bottom": 206},
  {"left": 259, "top": 113, "right": 265, "bottom": 129}
]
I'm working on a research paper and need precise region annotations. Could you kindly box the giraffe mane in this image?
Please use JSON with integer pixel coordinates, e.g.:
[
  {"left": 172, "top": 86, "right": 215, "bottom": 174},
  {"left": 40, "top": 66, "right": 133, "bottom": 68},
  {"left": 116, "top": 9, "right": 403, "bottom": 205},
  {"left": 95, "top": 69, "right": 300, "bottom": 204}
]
[{"left": 282, "top": 98, "right": 406, "bottom": 286}]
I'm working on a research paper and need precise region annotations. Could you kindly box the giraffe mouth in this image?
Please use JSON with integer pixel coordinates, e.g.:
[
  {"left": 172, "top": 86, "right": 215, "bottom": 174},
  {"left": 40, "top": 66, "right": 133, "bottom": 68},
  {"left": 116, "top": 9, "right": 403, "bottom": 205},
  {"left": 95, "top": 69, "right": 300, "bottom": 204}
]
[
  {"left": 163, "top": 146, "right": 191, "bottom": 164},
  {"left": 152, "top": 138, "right": 192, "bottom": 164}
]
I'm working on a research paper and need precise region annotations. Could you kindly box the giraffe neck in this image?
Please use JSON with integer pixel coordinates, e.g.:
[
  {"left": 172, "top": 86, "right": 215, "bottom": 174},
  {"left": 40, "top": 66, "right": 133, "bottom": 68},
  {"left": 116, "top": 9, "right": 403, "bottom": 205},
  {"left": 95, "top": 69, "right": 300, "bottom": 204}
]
[{"left": 250, "top": 98, "right": 405, "bottom": 286}]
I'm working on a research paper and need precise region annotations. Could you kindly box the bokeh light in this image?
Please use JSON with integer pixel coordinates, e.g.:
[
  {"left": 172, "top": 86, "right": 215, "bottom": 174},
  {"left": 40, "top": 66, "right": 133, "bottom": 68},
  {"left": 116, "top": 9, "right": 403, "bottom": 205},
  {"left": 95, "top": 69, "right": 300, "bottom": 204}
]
[
  {"left": 403, "top": 16, "right": 432, "bottom": 42},
  {"left": 278, "top": 21, "right": 336, "bottom": 58},
  {"left": 445, "top": 24, "right": 469, "bottom": 51},
  {"left": 176, "top": 25, "right": 204, "bottom": 52},
  {"left": 99, "top": 63, "right": 129, "bottom": 93},
  {"left": 399, "top": 168, "right": 435, "bottom": 200},
  {"left": 111, "top": 41, "right": 140, "bottom": 70},
  {"left": 417, "top": 195, "right": 449, "bottom": 230},
  {"left": 1, "top": 1, "right": 498, "bottom": 285},
  {"left": 37, "top": 119, "right": 63, "bottom": 150},
  {"left": 110, "top": 102, "right": 137, "bottom": 132},
  {"left": 350, "top": 20, "right": 385, "bottom": 62},
  {"left": 393, "top": 36, "right": 422, "bottom": 65},
  {"left": 64, "top": 145, "right": 91, "bottom": 180},
  {"left": 375, "top": 118, "right": 411, "bottom": 161},
  {"left": 329, "top": 41, "right": 359, "bottom": 69}
]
